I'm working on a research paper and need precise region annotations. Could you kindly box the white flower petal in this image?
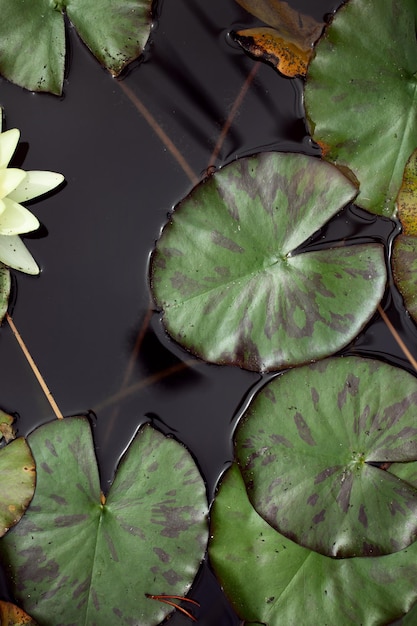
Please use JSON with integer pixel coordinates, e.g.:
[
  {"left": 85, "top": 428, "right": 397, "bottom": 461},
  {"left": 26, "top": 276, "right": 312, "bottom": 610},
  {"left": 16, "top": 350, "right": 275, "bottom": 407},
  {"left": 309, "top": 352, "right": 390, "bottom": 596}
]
[
  {"left": 0, "top": 234, "right": 39, "bottom": 275},
  {"left": 0, "top": 198, "right": 39, "bottom": 235},
  {"left": 8, "top": 171, "right": 64, "bottom": 202},
  {"left": 0, "top": 129, "right": 20, "bottom": 169},
  {"left": 0, "top": 168, "right": 26, "bottom": 200}
]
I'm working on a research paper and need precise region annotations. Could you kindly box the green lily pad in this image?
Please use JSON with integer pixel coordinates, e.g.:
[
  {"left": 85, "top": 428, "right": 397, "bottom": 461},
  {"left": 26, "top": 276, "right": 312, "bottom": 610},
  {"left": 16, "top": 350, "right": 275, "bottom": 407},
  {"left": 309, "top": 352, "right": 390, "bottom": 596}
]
[
  {"left": 0, "top": 437, "right": 35, "bottom": 538},
  {"left": 0, "top": 265, "right": 10, "bottom": 324},
  {"left": 304, "top": 0, "right": 417, "bottom": 217},
  {"left": 392, "top": 235, "right": 417, "bottom": 324},
  {"left": 209, "top": 464, "right": 417, "bottom": 626},
  {"left": 0, "top": 0, "right": 153, "bottom": 95},
  {"left": 0, "top": 417, "right": 208, "bottom": 626},
  {"left": 150, "top": 152, "right": 386, "bottom": 372},
  {"left": 235, "top": 356, "right": 417, "bottom": 557},
  {"left": 0, "top": 600, "right": 38, "bottom": 625}
]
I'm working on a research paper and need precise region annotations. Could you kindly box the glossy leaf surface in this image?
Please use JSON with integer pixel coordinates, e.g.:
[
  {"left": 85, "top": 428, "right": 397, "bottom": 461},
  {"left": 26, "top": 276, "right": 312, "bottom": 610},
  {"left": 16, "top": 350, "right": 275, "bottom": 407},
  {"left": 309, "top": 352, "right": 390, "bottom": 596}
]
[
  {"left": 304, "top": 0, "right": 417, "bottom": 217},
  {"left": 0, "top": 601, "right": 38, "bottom": 626},
  {"left": 151, "top": 152, "right": 386, "bottom": 372},
  {"left": 0, "top": 0, "right": 152, "bottom": 95},
  {"left": 235, "top": 357, "right": 417, "bottom": 557},
  {"left": 0, "top": 417, "right": 208, "bottom": 626},
  {"left": 209, "top": 464, "right": 417, "bottom": 626},
  {"left": 0, "top": 438, "right": 35, "bottom": 538},
  {"left": 392, "top": 235, "right": 417, "bottom": 324},
  {"left": 0, "top": 266, "right": 10, "bottom": 323}
]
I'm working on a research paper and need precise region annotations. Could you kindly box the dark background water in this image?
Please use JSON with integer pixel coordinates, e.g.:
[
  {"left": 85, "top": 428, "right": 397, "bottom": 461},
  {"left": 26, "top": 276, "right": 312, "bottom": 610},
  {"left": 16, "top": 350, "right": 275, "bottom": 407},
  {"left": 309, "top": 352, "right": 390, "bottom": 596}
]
[{"left": 0, "top": 0, "right": 416, "bottom": 623}]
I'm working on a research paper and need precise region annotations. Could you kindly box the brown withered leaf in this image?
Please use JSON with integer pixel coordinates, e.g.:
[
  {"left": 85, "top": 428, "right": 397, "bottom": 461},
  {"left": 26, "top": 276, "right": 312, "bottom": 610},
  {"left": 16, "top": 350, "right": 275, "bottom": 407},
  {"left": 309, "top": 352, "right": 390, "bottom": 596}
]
[
  {"left": 233, "top": 0, "right": 324, "bottom": 77},
  {"left": 235, "top": 27, "right": 311, "bottom": 77},
  {"left": 0, "top": 601, "right": 38, "bottom": 626},
  {"left": 397, "top": 149, "right": 417, "bottom": 236}
]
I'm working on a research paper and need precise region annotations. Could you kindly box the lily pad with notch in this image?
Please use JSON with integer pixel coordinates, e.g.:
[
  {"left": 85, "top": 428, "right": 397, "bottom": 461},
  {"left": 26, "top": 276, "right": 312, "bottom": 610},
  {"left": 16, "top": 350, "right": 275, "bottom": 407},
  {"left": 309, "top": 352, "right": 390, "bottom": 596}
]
[
  {"left": 0, "top": 416, "right": 208, "bottom": 626},
  {"left": 150, "top": 152, "right": 386, "bottom": 373},
  {"left": 235, "top": 356, "right": 417, "bottom": 557},
  {"left": 0, "top": 0, "right": 153, "bottom": 95},
  {"left": 209, "top": 464, "right": 417, "bottom": 625},
  {"left": 304, "top": 0, "right": 417, "bottom": 217}
]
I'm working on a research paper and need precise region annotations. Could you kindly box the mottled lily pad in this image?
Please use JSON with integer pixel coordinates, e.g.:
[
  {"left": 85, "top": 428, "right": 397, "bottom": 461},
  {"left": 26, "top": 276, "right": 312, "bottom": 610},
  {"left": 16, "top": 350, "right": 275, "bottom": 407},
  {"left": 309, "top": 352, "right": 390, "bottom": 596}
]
[
  {"left": 209, "top": 464, "right": 417, "bottom": 626},
  {"left": 0, "top": 600, "right": 38, "bottom": 625},
  {"left": 0, "top": 417, "right": 208, "bottom": 626},
  {"left": 304, "top": 0, "right": 417, "bottom": 217},
  {"left": 0, "top": 0, "right": 153, "bottom": 95},
  {"left": 235, "top": 356, "right": 417, "bottom": 557},
  {"left": 0, "top": 265, "right": 10, "bottom": 323},
  {"left": 151, "top": 152, "right": 386, "bottom": 372},
  {"left": 0, "top": 437, "right": 35, "bottom": 538}
]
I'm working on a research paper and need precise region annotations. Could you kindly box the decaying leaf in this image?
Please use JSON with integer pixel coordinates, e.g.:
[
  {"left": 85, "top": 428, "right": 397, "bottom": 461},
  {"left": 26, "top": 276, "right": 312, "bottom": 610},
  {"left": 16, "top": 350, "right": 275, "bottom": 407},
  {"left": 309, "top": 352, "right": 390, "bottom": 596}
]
[
  {"left": 0, "top": 601, "right": 38, "bottom": 626},
  {"left": 392, "top": 235, "right": 417, "bottom": 324},
  {"left": 234, "top": 27, "right": 311, "bottom": 77},
  {"left": 233, "top": 0, "right": 324, "bottom": 77},
  {"left": 0, "top": 410, "right": 15, "bottom": 444},
  {"left": 0, "top": 438, "right": 35, "bottom": 538},
  {"left": 397, "top": 149, "right": 417, "bottom": 236}
]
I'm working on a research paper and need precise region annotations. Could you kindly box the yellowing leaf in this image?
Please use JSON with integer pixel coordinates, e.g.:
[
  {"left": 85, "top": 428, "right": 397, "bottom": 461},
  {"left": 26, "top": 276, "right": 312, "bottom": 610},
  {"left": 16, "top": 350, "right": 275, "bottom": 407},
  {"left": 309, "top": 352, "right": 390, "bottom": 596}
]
[
  {"left": 0, "top": 600, "right": 37, "bottom": 625},
  {"left": 0, "top": 410, "right": 15, "bottom": 444},
  {"left": 397, "top": 149, "right": 417, "bottom": 235},
  {"left": 235, "top": 27, "right": 311, "bottom": 77}
]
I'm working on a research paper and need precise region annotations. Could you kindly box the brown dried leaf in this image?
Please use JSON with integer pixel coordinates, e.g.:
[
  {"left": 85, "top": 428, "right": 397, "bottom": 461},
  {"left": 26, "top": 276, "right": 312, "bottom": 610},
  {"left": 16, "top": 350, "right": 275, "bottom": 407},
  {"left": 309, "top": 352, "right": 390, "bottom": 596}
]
[
  {"left": 235, "top": 27, "right": 311, "bottom": 77},
  {"left": 0, "top": 601, "right": 38, "bottom": 626},
  {"left": 234, "top": 0, "right": 324, "bottom": 50},
  {"left": 397, "top": 149, "right": 417, "bottom": 236}
]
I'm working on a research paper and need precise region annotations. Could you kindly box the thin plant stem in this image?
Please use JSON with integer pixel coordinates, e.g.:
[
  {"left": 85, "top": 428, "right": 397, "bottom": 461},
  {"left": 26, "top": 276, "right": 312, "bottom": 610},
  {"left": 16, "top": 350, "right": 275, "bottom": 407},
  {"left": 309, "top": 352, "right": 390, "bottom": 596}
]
[
  {"left": 6, "top": 313, "right": 64, "bottom": 419},
  {"left": 377, "top": 304, "right": 417, "bottom": 371}
]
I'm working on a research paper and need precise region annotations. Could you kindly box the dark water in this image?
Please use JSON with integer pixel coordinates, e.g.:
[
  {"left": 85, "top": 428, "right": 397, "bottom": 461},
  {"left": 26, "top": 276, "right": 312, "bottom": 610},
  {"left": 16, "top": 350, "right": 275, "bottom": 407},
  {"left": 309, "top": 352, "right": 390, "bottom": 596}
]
[{"left": 0, "top": 0, "right": 415, "bottom": 623}]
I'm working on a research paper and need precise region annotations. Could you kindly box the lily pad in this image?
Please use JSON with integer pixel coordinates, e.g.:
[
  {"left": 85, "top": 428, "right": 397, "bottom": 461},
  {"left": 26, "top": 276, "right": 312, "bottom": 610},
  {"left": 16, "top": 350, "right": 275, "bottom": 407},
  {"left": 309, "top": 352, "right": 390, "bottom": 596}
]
[
  {"left": 304, "top": 0, "right": 417, "bottom": 217},
  {"left": 0, "top": 417, "right": 208, "bottom": 626},
  {"left": 150, "top": 152, "right": 386, "bottom": 372},
  {"left": 209, "top": 464, "right": 417, "bottom": 626},
  {"left": 0, "top": 0, "right": 153, "bottom": 95},
  {"left": 0, "top": 265, "right": 10, "bottom": 323},
  {"left": 0, "top": 601, "right": 38, "bottom": 625},
  {"left": 0, "top": 437, "right": 35, "bottom": 538},
  {"left": 235, "top": 356, "right": 417, "bottom": 557},
  {"left": 392, "top": 235, "right": 417, "bottom": 324},
  {"left": 0, "top": 410, "right": 15, "bottom": 444}
]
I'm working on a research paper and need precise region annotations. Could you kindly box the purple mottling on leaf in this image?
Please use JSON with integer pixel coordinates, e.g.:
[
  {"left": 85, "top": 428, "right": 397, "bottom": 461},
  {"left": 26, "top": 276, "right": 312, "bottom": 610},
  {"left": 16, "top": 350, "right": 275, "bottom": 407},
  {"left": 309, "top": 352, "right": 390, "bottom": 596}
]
[
  {"left": 212, "top": 230, "right": 244, "bottom": 253},
  {"left": 153, "top": 547, "right": 170, "bottom": 563},
  {"left": 261, "top": 453, "right": 276, "bottom": 466},
  {"left": 41, "top": 462, "right": 53, "bottom": 475},
  {"left": 118, "top": 521, "right": 146, "bottom": 539},
  {"left": 151, "top": 503, "right": 204, "bottom": 538},
  {"left": 354, "top": 404, "right": 370, "bottom": 437},
  {"left": 389, "top": 500, "right": 406, "bottom": 516},
  {"left": 54, "top": 514, "right": 89, "bottom": 528},
  {"left": 50, "top": 494, "right": 67, "bottom": 506},
  {"left": 307, "top": 493, "right": 319, "bottom": 506},
  {"left": 16, "top": 546, "right": 59, "bottom": 586},
  {"left": 314, "top": 465, "right": 340, "bottom": 484},
  {"left": 313, "top": 509, "right": 326, "bottom": 524},
  {"left": 44, "top": 439, "right": 58, "bottom": 457},
  {"left": 270, "top": 433, "right": 293, "bottom": 448},
  {"left": 162, "top": 569, "right": 182, "bottom": 586},
  {"left": 113, "top": 607, "right": 123, "bottom": 618},
  {"left": 166, "top": 489, "right": 177, "bottom": 496},
  {"left": 294, "top": 412, "right": 316, "bottom": 446},
  {"left": 264, "top": 387, "right": 276, "bottom": 404},
  {"left": 92, "top": 588, "right": 100, "bottom": 611},
  {"left": 336, "top": 472, "right": 354, "bottom": 513},
  {"left": 104, "top": 530, "right": 119, "bottom": 562},
  {"left": 311, "top": 387, "right": 319, "bottom": 409},
  {"left": 338, "top": 373, "right": 360, "bottom": 410},
  {"left": 72, "top": 578, "right": 89, "bottom": 600},
  {"left": 358, "top": 504, "right": 368, "bottom": 528},
  {"left": 148, "top": 461, "right": 159, "bottom": 472},
  {"left": 170, "top": 271, "right": 201, "bottom": 298}
]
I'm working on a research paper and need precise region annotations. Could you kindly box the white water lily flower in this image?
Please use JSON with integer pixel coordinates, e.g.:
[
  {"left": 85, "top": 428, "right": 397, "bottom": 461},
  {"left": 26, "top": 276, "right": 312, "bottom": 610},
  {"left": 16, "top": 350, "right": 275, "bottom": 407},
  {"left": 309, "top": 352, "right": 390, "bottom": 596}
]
[{"left": 0, "top": 115, "right": 64, "bottom": 275}]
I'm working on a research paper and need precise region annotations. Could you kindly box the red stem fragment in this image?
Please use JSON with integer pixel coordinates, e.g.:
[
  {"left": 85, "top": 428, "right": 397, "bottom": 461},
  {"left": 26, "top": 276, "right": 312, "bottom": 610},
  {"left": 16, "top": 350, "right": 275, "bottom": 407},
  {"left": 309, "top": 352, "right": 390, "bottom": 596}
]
[{"left": 145, "top": 594, "right": 199, "bottom": 622}]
